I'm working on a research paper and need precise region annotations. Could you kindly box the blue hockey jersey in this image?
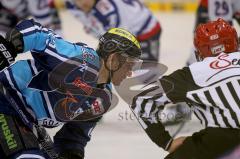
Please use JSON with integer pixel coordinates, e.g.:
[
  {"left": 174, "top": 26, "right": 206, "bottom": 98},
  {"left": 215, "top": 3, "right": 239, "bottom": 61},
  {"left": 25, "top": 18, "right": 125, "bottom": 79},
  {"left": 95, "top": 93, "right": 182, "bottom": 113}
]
[
  {"left": 0, "top": 19, "right": 112, "bottom": 155},
  {"left": 0, "top": 19, "right": 113, "bottom": 125}
]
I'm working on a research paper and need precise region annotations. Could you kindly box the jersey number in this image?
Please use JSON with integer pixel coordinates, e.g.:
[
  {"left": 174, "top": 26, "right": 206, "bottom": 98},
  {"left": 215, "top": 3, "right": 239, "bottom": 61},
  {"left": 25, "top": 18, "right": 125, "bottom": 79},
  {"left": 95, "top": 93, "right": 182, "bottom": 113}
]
[{"left": 215, "top": 0, "right": 229, "bottom": 16}]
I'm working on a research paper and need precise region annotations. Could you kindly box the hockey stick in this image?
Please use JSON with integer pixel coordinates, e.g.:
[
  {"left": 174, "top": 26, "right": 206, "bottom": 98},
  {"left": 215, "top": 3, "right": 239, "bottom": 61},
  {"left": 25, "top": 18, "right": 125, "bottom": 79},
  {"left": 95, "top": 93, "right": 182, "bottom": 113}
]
[{"left": 0, "top": 83, "right": 61, "bottom": 159}]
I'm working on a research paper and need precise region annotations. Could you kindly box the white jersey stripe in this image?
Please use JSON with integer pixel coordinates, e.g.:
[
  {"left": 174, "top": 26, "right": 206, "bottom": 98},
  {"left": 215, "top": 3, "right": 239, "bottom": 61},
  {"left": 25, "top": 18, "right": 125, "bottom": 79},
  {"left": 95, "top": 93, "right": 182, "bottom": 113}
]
[
  {"left": 231, "top": 80, "right": 240, "bottom": 101},
  {"left": 29, "top": 59, "right": 56, "bottom": 120},
  {"left": 45, "top": 48, "right": 68, "bottom": 62},
  {"left": 4, "top": 70, "right": 26, "bottom": 105},
  {"left": 222, "top": 83, "right": 240, "bottom": 124},
  {"left": 195, "top": 91, "right": 216, "bottom": 127},
  {"left": 30, "top": 60, "right": 39, "bottom": 75},
  {"left": 20, "top": 25, "right": 41, "bottom": 34},
  {"left": 209, "top": 107, "right": 226, "bottom": 127},
  {"left": 193, "top": 107, "right": 206, "bottom": 126},
  {"left": 42, "top": 91, "right": 56, "bottom": 121},
  {"left": 143, "top": 100, "right": 154, "bottom": 118},
  {"left": 203, "top": 90, "right": 226, "bottom": 128},
  {"left": 4, "top": 69, "right": 36, "bottom": 118},
  {"left": 208, "top": 87, "right": 237, "bottom": 128}
]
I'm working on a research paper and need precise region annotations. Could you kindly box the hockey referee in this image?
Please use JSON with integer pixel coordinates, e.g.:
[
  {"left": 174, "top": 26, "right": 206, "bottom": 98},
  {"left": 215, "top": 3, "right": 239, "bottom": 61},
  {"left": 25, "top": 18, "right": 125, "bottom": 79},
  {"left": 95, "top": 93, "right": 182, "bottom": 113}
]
[{"left": 131, "top": 18, "right": 240, "bottom": 159}]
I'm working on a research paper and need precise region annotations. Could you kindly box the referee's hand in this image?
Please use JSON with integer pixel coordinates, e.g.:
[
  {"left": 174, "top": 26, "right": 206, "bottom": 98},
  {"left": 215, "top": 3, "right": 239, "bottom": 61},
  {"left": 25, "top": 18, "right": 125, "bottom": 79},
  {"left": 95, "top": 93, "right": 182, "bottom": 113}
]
[
  {"left": 59, "top": 151, "right": 83, "bottom": 159},
  {"left": 130, "top": 93, "right": 173, "bottom": 150}
]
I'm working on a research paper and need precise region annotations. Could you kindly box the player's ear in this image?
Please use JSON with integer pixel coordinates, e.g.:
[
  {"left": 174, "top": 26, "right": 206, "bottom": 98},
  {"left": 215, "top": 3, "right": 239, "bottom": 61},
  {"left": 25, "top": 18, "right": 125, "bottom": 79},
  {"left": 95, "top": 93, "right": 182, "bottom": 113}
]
[{"left": 106, "top": 53, "right": 120, "bottom": 71}]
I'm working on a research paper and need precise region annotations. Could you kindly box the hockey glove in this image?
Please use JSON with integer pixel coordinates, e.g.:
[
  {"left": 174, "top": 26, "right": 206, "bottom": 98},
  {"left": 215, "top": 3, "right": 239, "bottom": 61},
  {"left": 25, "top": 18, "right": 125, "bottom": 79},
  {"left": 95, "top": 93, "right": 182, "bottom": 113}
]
[
  {"left": 131, "top": 90, "right": 173, "bottom": 150},
  {"left": 0, "top": 35, "right": 17, "bottom": 70},
  {"left": 59, "top": 150, "right": 84, "bottom": 159}
]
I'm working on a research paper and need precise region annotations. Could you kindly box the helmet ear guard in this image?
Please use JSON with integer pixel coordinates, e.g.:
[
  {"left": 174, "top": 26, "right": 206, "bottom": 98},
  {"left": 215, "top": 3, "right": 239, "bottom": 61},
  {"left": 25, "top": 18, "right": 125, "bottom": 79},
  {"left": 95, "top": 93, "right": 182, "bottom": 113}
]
[{"left": 194, "top": 18, "right": 238, "bottom": 60}]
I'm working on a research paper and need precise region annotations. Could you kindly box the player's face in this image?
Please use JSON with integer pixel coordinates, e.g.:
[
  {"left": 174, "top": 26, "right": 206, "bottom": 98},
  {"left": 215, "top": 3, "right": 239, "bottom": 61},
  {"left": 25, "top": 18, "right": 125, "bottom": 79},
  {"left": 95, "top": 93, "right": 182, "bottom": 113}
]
[
  {"left": 111, "top": 54, "right": 142, "bottom": 86},
  {"left": 74, "top": 0, "right": 96, "bottom": 13}
]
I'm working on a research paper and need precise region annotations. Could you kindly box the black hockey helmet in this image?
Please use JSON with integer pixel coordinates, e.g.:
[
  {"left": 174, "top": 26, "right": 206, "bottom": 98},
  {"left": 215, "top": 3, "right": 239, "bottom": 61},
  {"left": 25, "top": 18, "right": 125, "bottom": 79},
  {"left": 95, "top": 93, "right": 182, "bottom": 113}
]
[{"left": 97, "top": 28, "right": 142, "bottom": 59}]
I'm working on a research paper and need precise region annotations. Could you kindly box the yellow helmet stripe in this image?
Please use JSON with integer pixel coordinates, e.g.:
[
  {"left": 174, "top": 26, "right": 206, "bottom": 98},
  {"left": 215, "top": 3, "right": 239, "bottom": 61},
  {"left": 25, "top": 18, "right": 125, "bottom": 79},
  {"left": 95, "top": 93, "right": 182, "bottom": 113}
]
[{"left": 108, "top": 28, "right": 141, "bottom": 49}]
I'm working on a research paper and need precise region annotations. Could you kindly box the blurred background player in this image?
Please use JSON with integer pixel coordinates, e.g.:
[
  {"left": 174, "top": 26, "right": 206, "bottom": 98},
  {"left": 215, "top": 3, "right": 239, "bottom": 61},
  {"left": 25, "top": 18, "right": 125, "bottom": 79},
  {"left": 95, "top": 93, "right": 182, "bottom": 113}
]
[
  {"left": 0, "top": 0, "right": 62, "bottom": 36},
  {"left": 131, "top": 18, "right": 240, "bottom": 159},
  {"left": 65, "top": 0, "right": 161, "bottom": 62},
  {"left": 0, "top": 19, "right": 142, "bottom": 159},
  {"left": 187, "top": 0, "right": 240, "bottom": 65}
]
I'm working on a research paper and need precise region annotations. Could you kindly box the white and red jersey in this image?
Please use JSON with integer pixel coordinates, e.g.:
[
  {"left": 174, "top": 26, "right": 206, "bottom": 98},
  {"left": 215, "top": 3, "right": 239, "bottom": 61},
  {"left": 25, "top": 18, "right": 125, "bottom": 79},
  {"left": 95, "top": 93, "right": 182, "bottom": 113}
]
[
  {"left": 199, "top": 0, "right": 240, "bottom": 22},
  {"left": 1, "top": 0, "right": 54, "bottom": 27},
  {"left": 65, "top": 0, "right": 160, "bottom": 39}
]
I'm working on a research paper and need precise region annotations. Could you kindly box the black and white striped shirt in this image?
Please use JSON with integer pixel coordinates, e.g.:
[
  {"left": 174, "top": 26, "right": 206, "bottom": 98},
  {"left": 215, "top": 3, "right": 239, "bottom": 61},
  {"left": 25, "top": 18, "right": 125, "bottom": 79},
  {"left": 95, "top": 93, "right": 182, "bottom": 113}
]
[{"left": 134, "top": 52, "right": 240, "bottom": 129}]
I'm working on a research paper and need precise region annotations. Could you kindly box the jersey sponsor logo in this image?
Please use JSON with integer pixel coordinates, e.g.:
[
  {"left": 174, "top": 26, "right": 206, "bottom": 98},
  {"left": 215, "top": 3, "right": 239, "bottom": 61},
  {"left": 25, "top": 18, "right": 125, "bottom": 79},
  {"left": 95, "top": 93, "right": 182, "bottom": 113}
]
[
  {"left": 78, "top": 63, "right": 88, "bottom": 72},
  {"left": 210, "top": 54, "right": 231, "bottom": 69},
  {"left": 84, "top": 99, "right": 104, "bottom": 115},
  {"left": 73, "top": 77, "right": 93, "bottom": 95},
  {"left": 50, "top": 58, "right": 111, "bottom": 121},
  {"left": 56, "top": 91, "right": 104, "bottom": 121},
  {"left": 82, "top": 51, "right": 95, "bottom": 60},
  {"left": 0, "top": 44, "right": 15, "bottom": 64},
  {"left": 38, "top": 118, "right": 62, "bottom": 127},
  {"left": 72, "top": 99, "right": 104, "bottom": 119},
  {"left": 91, "top": 99, "right": 103, "bottom": 115},
  {"left": 56, "top": 94, "right": 102, "bottom": 120},
  {"left": 0, "top": 114, "right": 17, "bottom": 150},
  {"left": 210, "top": 44, "right": 225, "bottom": 55}
]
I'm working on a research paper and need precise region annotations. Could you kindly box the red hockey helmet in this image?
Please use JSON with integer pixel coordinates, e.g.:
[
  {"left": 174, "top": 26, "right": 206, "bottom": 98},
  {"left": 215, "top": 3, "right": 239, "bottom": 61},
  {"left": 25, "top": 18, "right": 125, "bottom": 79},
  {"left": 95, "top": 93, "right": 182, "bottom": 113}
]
[{"left": 194, "top": 18, "right": 238, "bottom": 60}]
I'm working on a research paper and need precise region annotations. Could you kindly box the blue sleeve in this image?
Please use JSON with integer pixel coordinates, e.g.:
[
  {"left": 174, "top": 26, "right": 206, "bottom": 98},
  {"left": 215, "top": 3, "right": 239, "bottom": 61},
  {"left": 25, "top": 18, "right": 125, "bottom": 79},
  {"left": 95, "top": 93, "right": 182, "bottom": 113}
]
[
  {"left": 15, "top": 19, "right": 56, "bottom": 53},
  {"left": 53, "top": 118, "right": 101, "bottom": 157},
  {"left": 15, "top": 19, "right": 94, "bottom": 60}
]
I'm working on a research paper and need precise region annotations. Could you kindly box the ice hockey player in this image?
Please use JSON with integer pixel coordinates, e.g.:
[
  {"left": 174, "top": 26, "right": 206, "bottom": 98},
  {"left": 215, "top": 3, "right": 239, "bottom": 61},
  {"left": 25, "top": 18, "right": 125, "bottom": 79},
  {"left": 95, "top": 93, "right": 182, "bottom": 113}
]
[
  {"left": 65, "top": 0, "right": 161, "bottom": 62},
  {"left": 0, "top": 0, "right": 62, "bottom": 36},
  {"left": 0, "top": 19, "right": 141, "bottom": 159}
]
